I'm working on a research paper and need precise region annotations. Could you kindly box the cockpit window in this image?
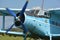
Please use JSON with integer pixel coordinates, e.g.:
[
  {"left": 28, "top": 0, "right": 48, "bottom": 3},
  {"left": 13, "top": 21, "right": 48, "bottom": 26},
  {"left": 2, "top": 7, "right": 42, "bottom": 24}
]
[
  {"left": 25, "top": 9, "right": 50, "bottom": 18},
  {"left": 44, "top": 12, "right": 47, "bottom": 15},
  {"left": 25, "top": 9, "right": 39, "bottom": 16},
  {"left": 44, "top": 12, "right": 51, "bottom": 18},
  {"left": 35, "top": 12, "right": 51, "bottom": 18}
]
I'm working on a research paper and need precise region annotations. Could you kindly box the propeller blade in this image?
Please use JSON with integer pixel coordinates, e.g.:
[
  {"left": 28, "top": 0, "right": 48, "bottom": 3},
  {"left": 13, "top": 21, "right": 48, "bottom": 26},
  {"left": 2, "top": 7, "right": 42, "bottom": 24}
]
[
  {"left": 6, "top": 8, "right": 16, "bottom": 17},
  {"left": 6, "top": 24, "right": 14, "bottom": 34},
  {"left": 20, "top": 21, "right": 28, "bottom": 33},
  {"left": 18, "top": 0, "right": 29, "bottom": 16}
]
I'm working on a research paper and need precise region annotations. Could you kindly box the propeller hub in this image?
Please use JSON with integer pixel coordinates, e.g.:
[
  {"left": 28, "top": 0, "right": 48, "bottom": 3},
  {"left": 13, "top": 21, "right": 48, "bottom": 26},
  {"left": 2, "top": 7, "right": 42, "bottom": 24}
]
[
  {"left": 15, "top": 20, "right": 21, "bottom": 26},
  {"left": 15, "top": 14, "right": 25, "bottom": 26},
  {"left": 16, "top": 16, "right": 20, "bottom": 21}
]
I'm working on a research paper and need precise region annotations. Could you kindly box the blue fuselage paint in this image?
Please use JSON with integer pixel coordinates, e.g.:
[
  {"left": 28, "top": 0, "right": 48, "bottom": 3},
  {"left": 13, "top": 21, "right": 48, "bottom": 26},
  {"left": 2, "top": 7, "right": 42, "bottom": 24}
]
[
  {"left": 24, "top": 14, "right": 50, "bottom": 37},
  {"left": 50, "top": 13, "right": 60, "bottom": 34}
]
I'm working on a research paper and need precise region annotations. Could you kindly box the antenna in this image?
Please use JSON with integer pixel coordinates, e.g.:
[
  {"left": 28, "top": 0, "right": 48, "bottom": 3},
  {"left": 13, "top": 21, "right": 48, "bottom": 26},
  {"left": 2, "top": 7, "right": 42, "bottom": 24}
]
[
  {"left": 41, "top": 0, "right": 44, "bottom": 11},
  {"left": 37, "top": 0, "right": 44, "bottom": 15}
]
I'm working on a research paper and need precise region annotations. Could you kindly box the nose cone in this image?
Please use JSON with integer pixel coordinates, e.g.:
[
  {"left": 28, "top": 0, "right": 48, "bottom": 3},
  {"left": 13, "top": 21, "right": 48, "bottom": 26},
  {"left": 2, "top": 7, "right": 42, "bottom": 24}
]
[
  {"left": 15, "top": 20, "right": 21, "bottom": 26},
  {"left": 15, "top": 14, "right": 25, "bottom": 26}
]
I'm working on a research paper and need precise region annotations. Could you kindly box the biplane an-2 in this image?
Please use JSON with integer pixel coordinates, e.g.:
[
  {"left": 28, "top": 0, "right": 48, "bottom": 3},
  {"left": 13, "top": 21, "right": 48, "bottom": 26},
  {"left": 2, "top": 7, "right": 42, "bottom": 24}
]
[{"left": 0, "top": 0, "right": 60, "bottom": 40}]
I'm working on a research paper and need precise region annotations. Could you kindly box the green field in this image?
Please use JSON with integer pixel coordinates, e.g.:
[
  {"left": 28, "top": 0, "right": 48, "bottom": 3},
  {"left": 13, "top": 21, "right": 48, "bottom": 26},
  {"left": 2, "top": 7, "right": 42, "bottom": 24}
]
[
  {"left": 0, "top": 28, "right": 42, "bottom": 40},
  {"left": 0, "top": 34, "right": 23, "bottom": 40},
  {"left": 0, "top": 28, "right": 34, "bottom": 40},
  {"left": 0, "top": 34, "right": 35, "bottom": 40}
]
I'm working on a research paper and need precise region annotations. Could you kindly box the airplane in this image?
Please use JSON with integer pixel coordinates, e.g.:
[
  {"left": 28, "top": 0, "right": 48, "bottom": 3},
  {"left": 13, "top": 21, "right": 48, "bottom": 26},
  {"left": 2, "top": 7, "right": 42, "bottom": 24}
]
[{"left": 0, "top": 0, "right": 60, "bottom": 40}]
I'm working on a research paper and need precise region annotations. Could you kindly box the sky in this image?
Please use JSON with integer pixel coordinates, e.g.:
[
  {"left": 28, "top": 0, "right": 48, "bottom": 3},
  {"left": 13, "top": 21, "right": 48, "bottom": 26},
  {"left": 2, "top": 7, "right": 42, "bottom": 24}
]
[{"left": 0, "top": 0, "right": 60, "bottom": 9}]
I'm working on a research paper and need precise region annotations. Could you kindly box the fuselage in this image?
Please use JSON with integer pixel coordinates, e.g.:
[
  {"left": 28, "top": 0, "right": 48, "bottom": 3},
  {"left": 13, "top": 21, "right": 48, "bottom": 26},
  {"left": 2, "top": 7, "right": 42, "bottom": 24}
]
[
  {"left": 16, "top": 11, "right": 60, "bottom": 39},
  {"left": 24, "top": 14, "right": 50, "bottom": 37},
  {"left": 23, "top": 12, "right": 60, "bottom": 39}
]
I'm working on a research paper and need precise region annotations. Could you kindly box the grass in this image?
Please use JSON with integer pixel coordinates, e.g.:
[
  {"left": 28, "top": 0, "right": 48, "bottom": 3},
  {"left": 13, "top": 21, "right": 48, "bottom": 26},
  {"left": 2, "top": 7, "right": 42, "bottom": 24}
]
[
  {"left": 0, "top": 28, "right": 40, "bottom": 40},
  {"left": 0, "top": 34, "right": 34, "bottom": 40},
  {"left": 0, "top": 28, "right": 32, "bottom": 40},
  {"left": 0, "top": 34, "right": 23, "bottom": 40}
]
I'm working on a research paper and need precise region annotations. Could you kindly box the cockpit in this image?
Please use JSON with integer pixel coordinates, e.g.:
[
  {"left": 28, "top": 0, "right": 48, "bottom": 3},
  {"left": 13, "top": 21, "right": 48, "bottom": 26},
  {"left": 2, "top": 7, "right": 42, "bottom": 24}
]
[
  {"left": 25, "top": 9, "right": 50, "bottom": 18},
  {"left": 25, "top": 9, "right": 39, "bottom": 16}
]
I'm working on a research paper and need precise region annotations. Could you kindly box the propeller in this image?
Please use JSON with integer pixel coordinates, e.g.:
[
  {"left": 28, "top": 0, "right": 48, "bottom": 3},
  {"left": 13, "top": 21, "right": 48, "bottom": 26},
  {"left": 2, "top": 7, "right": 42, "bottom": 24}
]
[
  {"left": 19, "top": 0, "right": 29, "bottom": 16},
  {"left": 6, "top": 0, "right": 29, "bottom": 34},
  {"left": 6, "top": 24, "right": 15, "bottom": 34},
  {"left": 6, "top": 8, "right": 16, "bottom": 17}
]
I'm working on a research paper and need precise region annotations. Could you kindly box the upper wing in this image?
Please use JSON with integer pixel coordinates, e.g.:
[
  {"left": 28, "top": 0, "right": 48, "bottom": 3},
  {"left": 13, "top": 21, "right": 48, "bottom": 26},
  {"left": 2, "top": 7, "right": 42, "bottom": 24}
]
[
  {"left": 0, "top": 8, "right": 40, "bottom": 16},
  {"left": 0, "top": 8, "right": 30, "bottom": 16},
  {"left": 46, "top": 8, "right": 60, "bottom": 15}
]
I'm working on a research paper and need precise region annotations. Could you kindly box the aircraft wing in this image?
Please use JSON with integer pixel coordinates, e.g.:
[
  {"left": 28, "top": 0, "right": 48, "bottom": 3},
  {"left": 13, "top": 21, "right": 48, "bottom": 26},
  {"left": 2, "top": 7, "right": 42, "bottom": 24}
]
[
  {"left": 46, "top": 8, "right": 60, "bottom": 15},
  {"left": 51, "top": 34, "right": 60, "bottom": 36},
  {"left": 0, "top": 8, "right": 40, "bottom": 16},
  {"left": 0, "top": 8, "right": 30, "bottom": 15},
  {"left": 0, "top": 30, "right": 24, "bottom": 36}
]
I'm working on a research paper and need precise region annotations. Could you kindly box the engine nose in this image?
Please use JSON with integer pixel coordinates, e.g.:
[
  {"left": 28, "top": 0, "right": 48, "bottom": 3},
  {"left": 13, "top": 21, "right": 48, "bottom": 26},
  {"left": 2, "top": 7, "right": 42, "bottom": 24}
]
[
  {"left": 15, "top": 20, "right": 21, "bottom": 26},
  {"left": 15, "top": 14, "right": 25, "bottom": 26}
]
